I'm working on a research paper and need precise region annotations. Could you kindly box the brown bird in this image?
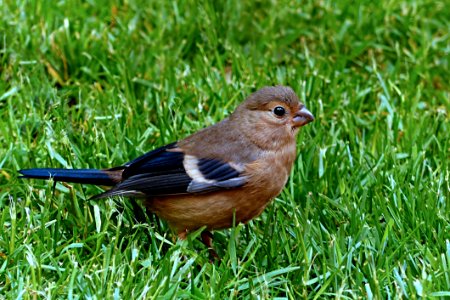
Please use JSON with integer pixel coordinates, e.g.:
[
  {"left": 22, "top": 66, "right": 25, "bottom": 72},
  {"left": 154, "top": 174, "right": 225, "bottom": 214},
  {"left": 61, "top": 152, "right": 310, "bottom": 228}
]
[{"left": 19, "top": 86, "right": 314, "bottom": 256}]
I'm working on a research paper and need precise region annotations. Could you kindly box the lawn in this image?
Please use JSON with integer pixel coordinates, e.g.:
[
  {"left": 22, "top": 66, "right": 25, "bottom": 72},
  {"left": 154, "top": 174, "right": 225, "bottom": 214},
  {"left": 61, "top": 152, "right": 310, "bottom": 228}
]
[{"left": 0, "top": 0, "right": 449, "bottom": 298}]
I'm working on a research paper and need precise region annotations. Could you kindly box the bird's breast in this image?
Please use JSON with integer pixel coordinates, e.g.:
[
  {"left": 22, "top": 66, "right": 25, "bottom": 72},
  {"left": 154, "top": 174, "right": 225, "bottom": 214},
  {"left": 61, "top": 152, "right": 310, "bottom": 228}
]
[{"left": 244, "top": 142, "right": 297, "bottom": 198}]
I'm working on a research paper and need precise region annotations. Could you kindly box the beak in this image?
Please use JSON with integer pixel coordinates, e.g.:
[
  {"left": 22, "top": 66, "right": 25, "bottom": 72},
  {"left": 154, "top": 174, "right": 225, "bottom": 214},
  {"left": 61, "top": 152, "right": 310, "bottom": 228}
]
[{"left": 292, "top": 106, "right": 314, "bottom": 127}]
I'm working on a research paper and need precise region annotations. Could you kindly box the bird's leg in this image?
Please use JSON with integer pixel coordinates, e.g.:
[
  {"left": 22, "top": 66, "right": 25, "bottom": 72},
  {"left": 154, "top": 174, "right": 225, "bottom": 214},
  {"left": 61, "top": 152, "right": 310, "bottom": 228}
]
[
  {"left": 178, "top": 229, "right": 188, "bottom": 240},
  {"left": 201, "top": 230, "right": 220, "bottom": 261},
  {"left": 129, "top": 198, "right": 148, "bottom": 223}
]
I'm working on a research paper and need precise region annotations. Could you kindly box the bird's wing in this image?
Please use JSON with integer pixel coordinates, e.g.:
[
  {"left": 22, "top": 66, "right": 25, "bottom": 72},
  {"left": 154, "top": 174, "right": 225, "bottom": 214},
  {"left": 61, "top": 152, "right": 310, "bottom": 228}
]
[{"left": 93, "top": 143, "right": 248, "bottom": 199}]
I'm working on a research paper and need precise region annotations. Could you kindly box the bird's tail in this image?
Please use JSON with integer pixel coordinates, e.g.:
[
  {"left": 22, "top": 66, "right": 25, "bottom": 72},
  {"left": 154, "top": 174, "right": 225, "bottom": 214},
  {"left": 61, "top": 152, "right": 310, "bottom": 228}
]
[{"left": 19, "top": 168, "right": 122, "bottom": 186}]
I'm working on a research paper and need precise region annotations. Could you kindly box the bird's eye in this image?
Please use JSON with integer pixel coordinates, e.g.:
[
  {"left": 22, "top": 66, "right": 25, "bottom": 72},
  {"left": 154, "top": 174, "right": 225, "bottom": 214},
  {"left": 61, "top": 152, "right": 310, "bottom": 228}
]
[{"left": 273, "top": 106, "right": 286, "bottom": 117}]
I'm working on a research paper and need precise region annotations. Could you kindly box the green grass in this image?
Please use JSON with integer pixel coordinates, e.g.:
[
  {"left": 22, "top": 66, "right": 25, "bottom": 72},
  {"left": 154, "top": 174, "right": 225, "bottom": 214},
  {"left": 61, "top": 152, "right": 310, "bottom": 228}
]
[{"left": 1, "top": 0, "right": 449, "bottom": 298}]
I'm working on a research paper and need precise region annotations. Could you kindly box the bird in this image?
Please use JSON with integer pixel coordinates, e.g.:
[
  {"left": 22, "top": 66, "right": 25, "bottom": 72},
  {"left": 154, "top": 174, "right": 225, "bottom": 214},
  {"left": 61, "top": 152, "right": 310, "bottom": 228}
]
[{"left": 19, "top": 85, "right": 314, "bottom": 257}]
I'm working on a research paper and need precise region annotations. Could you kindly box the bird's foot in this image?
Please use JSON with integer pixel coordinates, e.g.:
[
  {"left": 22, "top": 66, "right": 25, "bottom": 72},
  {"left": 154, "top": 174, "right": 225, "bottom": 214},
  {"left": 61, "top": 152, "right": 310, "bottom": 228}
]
[{"left": 201, "top": 231, "right": 220, "bottom": 261}]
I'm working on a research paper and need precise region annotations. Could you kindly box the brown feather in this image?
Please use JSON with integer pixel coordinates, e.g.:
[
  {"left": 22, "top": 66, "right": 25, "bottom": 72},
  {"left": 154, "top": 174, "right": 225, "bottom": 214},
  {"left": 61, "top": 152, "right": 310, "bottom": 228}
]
[{"left": 143, "top": 86, "right": 308, "bottom": 236}]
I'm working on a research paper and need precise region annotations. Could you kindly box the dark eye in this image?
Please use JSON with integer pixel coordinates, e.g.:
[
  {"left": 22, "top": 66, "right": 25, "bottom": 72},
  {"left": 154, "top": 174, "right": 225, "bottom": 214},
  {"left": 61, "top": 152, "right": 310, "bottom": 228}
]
[{"left": 273, "top": 106, "right": 286, "bottom": 117}]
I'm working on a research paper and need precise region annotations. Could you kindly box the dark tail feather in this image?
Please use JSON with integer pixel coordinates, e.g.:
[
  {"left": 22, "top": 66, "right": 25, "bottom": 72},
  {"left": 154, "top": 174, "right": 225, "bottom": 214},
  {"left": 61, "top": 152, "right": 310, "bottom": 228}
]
[{"left": 19, "top": 168, "right": 120, "bottom": 186}]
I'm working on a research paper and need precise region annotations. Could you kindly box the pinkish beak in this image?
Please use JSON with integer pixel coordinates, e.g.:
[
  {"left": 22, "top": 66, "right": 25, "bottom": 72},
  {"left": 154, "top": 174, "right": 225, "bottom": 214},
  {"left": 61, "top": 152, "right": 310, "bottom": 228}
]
[{"left": 293, "top": 106, "right": 314, "bottom": 127}]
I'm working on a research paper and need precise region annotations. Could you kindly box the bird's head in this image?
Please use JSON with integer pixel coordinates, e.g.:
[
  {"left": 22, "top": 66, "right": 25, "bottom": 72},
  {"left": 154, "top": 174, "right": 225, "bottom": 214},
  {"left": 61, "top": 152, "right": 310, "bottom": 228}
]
[{"left": 231, "top": 86, "right": 314, "bottom": 150}]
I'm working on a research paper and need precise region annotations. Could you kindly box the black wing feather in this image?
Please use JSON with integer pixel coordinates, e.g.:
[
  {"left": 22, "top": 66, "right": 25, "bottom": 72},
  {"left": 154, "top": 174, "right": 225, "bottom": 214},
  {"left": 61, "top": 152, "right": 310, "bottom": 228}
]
[
  {"left": 203, "top": 163, "right": 239, "bottom": 181},
  {"left": 197, "top": 158, "right": 224, "bottom": 175},
  {"left": 96, "top": 142, "right": 247, "bottom": 199},
  {"left": 122, "top": 143, "right": 183, "bottom": 178},
  {"left": 113, "top": 173, "right": 191, "bottom": 196}
]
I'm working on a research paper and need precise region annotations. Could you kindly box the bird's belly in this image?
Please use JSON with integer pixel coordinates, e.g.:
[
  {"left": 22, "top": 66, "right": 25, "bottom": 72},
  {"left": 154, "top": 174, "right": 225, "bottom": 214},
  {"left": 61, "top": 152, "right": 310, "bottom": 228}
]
[{"left": 145, "top": 187, "right": 280, "bottom": 234}]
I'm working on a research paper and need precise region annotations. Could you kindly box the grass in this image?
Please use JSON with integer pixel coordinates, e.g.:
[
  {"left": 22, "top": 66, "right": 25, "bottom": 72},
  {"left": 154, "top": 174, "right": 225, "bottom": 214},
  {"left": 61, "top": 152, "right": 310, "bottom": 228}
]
[{"left": 0, "top": 0, "right": 449, "bottom": 298}]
